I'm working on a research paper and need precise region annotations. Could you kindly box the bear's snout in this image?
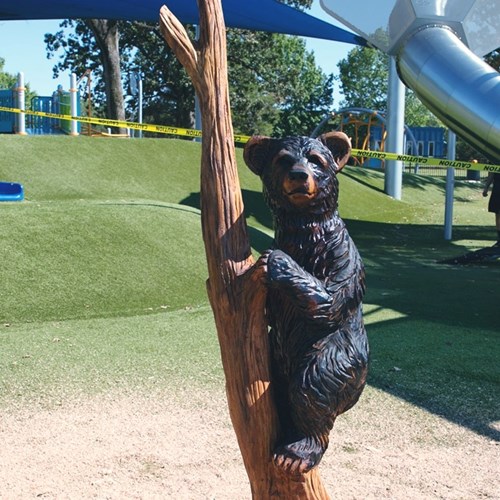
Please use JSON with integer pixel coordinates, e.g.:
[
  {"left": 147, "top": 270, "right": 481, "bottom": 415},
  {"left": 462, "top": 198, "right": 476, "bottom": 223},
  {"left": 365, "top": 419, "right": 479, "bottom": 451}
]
[
  {"left": 288, "top": 166, "right": 309, "bottom": 182},
  {"left": 283, "top": 164, "right": 317, "bottom": 207}
]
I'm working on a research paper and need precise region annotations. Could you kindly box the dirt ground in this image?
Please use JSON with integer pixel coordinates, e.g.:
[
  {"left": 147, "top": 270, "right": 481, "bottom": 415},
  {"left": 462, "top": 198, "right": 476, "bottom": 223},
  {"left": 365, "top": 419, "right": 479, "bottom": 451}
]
[{"left": 1, "top": 387, "right": 498, "bottom": 499}]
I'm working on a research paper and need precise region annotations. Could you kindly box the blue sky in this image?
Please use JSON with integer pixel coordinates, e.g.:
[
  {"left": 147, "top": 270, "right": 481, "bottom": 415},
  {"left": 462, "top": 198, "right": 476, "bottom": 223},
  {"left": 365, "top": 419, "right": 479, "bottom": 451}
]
[{"left": 0, "top": 0, "right": 354, "bottom": 106}]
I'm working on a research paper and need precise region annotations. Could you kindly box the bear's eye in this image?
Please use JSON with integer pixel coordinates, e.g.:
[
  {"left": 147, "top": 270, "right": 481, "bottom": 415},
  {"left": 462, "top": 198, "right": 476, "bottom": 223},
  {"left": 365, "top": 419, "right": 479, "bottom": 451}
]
[
  {"left": 274, "top": 152, "right": 296, "bottom": 169},
  {"left": 308, "top": 153, "right": 327, "bottom": 169}
]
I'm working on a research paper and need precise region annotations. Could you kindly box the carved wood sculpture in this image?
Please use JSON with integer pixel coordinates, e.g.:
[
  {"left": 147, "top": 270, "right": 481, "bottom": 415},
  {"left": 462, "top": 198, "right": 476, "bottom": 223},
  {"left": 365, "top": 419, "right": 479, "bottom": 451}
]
[
  {"left": 159, "top": 1, "right": 368, "bottom": 497},
  {"left": 243, "top": 133, "right": 368, "bottom": 476}
]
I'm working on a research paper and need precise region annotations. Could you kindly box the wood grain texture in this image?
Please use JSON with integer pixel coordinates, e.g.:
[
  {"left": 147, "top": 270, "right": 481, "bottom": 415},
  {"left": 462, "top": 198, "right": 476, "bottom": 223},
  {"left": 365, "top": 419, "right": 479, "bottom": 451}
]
[{"left": 159, "top": 1, "right": 329, "bottom": 497}]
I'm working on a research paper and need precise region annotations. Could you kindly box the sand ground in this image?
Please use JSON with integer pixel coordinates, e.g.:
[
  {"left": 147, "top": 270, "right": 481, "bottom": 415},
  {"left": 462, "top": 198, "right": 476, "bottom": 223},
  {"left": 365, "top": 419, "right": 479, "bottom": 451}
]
[{"left": 1, "top": 387, "right": 498, "bottom": 499}]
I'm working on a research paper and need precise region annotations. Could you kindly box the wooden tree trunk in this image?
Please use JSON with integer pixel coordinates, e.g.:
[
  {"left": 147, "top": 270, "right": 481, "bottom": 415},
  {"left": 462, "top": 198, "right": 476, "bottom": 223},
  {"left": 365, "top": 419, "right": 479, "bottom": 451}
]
[
  {"left": 85, "top": 19, "right": 127, "bottom": 134},
  {"left": 159, "top": 2, "right": 329, "bottom": 498}
]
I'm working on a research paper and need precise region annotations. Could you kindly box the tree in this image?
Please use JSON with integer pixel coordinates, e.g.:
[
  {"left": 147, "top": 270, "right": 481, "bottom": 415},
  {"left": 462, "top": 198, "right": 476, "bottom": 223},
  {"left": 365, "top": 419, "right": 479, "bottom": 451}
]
[
  {"left": 284, "top": 0, "right": 312, "bottom": 8},
  {"left": 44, "top": 6, "right": 333, "bottom": 137},
  {"left": 120, "top": 21, "right": 196, "bottom": 129},
  {"left": 485, "top": 49, "right": 499, "bottom": 71},
  {"left": 404, "top": 92, "right": 441, "bottom": 127},
  {"left": 51, "top": 19, "right": 195, "bottom": 130},
  {"left": 45, "top": 19, "right": 126, "bottom": 131},
  {"left": 337, "top": 46, "right": 389, "bottom": 111},
  {"left": 227, "top": 30, "right": 333, "bottom": 136},
  {"left": 0, "top": 57, "right": 17, "bottom": 89},
  {"left": 337, "top": 45, "right": 441, "bottom": 127},
  {"left": 85, "top": 19, "right": 126, "bottom": 129},
  {"left": 160, "top": 1, "right": 329, "bottom": 496},
  {"left": 0, "top": 57, "right": 36, "bottom": 109}
]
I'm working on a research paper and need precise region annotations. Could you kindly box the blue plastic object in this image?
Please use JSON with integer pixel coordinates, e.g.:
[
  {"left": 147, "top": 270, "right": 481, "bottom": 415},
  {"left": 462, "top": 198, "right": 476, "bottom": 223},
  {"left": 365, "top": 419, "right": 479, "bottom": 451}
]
[{"left": 0, "top": 182, "right": 24, "bottom": 201}]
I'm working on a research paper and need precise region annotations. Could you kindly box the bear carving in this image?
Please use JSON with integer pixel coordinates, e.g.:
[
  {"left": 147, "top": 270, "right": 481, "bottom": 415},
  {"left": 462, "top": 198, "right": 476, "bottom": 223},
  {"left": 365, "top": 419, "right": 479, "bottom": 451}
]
[{"left": 244, "top": 132, "right": 369, "bottom": 476}]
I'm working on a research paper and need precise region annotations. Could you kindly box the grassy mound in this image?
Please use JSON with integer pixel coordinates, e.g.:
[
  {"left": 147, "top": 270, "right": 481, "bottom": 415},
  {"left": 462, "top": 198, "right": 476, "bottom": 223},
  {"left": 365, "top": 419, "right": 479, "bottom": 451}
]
[{"left": 0, "top": 201, "right": 207, "bottom": 322}]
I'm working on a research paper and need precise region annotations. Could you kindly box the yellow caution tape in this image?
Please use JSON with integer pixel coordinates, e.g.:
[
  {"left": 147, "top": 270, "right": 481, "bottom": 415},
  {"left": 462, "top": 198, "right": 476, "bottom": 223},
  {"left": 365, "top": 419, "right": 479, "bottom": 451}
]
[
  {"left": 1, "top": 106, "right": 499, "bottom": 173},
  {"left": 351, "top": 149, "right": 499, "bottom": 173},
  {"left": 0, "top": 105, "right": 204, "bottom": 138}
]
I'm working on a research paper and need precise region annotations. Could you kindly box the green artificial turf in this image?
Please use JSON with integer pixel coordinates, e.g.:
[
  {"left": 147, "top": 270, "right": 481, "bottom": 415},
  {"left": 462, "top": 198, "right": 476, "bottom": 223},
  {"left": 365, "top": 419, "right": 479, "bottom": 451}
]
[
  {"left": 0, "top": 201, "right": 208, "bottom": 322},
  {"left": 0, "top": 306, "right": 221, "bottom": 408},
  {"left": 0, "top": 135, "right": 498, "bottom": 441}
]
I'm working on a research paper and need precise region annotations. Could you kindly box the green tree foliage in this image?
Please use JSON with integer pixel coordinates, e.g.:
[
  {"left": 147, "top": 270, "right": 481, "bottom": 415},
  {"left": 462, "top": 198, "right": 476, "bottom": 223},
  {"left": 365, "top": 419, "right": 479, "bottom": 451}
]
[
  {"left": 227, "top": 30, "right": 333, "bottom": 136},
  {"left": 118, "top": 22, "right": 196, "bottom": 129},
  {"left": 0, "top": 57, "right": 18, "bottom": 89},
  {"left": 44, "top": 4, "right": 332, "bottom": 136},
  {"left": 337, "top": 46, "right": 388, "bottom": 111},
  {"left": 45, "top": 20, "right": 110, "bottom": 116},
  {"left": 404, "top": 92, "right": 441, "bottom": 127},
  {"left": 45, "top": 20, "right": 194, "bottom": 128},
  {"left": 85, "top": 19, "right": 126, "bottom": 129},
  {"left": 337, "top": 46, "right": 440, "bottom": 127},
  {"left": 0, "top": 57, "right": 36, "bottom": 108},
  {"left": 284, "top": 0, "right": 312, "bottom": 8},
  {"left": 485, "top": 49, "right": 499, "bottom": 71}
]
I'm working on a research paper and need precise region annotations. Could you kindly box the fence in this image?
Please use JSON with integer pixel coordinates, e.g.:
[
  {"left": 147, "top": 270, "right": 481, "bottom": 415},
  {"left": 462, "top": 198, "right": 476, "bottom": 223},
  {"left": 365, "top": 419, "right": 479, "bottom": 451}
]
[
  {"left": 29, "top": 91, "right": 81, "bottom": 135},
  {"left": 402, "top": 164, "right": 486, "bottom": 180},
  {"left": 0, "top": 89, "right": 15, "bottom": 133}
]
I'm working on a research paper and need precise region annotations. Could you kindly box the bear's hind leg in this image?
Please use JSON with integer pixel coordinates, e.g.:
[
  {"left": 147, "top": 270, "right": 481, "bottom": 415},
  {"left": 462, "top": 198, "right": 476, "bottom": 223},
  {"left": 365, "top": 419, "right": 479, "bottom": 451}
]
[
  {"left": 272, "top": 356, "right": 339, "bottom": 476},
  {"left": 273, "top": 433, "right": 328, "bottom": 476}
]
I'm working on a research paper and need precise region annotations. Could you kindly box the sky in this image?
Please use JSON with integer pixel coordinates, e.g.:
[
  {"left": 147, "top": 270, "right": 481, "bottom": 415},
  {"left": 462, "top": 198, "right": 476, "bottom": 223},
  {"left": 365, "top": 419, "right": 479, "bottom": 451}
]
[{"left": 0, "top": 0, "right": 354, "bottom": 106}]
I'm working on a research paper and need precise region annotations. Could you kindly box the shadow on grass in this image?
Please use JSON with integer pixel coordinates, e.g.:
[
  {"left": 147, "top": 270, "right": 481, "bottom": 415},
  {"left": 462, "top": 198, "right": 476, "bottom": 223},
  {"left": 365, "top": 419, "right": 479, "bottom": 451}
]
[
  {"left": 182, "top": 188, "right": 499, "bottom": 440},
  {"left": 341, "top": 169, "right": 386, "bottom": 194},
  {"left": 181, "top": 189, "right": 273, "bottom": 232},
  {"left": 347, "top": 219, "right": 499, "bottom": 441},
  {"left": 248, "top": 214, "right": 500, "bottom": 440},
  {"left": 251, "top": 216, "right": 499, "bottom": 440}
]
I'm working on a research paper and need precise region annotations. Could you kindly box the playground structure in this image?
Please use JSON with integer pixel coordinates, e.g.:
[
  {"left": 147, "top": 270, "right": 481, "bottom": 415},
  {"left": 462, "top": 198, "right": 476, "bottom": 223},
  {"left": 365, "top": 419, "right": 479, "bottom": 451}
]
[
  {"left": 0, "top": 72, "right": 83, "bottom": 135},
  {"left": 0, "top": 70, "right": 136, "bottom": 137},
  {"left": 30, "top": 84, "right": 82, "bottom": 135},
  {"left": 311, "top": 107, "right": 468, "bottom": 175},
  {"left": 312, "top": 109, "right": 392, "bottom": 158}
]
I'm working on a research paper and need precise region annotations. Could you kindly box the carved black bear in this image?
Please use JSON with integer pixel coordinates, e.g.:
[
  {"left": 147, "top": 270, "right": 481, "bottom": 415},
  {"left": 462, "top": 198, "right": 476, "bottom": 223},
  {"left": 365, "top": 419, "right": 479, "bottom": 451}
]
[{"left": 244, "top": 132, "right": 368, "bottom": 476}]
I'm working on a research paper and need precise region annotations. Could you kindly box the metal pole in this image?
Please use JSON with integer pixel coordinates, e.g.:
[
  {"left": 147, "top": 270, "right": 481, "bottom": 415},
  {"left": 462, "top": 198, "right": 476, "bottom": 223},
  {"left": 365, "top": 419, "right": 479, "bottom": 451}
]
[
  {"left": 16, "top": 72, "right": 27, "bottom": 135},
  {"left": 69, "top": 73, "right": 79, "bottom": 136},
  {"left": 444, "top": 130, "right": 456, "bottom": 241},
  {"left": 384, "top": 58, "right": 405, "bottom": 199},
  {"left": 138, "top": 76, "right": 143, "bottom": 139}
]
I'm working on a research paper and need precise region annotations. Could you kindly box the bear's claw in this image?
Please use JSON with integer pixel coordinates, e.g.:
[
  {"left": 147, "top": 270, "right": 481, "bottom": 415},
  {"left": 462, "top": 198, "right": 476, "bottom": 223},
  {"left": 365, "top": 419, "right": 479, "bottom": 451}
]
[{"left": 273, "top": 437, "right": 324, "bottom": 477}]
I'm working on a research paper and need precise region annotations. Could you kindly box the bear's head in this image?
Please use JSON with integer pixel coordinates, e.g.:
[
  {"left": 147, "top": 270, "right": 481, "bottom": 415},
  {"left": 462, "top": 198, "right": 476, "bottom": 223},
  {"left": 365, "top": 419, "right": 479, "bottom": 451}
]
[{"left": 243, "top": 132, "right": 351, "bottom": 217}]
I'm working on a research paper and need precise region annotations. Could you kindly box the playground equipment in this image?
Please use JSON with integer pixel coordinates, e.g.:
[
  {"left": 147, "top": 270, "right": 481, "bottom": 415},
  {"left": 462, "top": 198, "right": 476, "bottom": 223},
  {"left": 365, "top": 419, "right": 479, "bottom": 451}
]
[
  {"left": 0, "top": 73, "right": 26, "bottom": 134},
  {"left": 312, "top": 107, "right": 454, "bottom": 175},
  {"left": 341, "top": 110, "right": 388, "bottom": 160},
  {"left": 312, "top": 107, "right": 425, "bottom": 168},
  {"left": 0, "top": 72, "right": 81, "bottom": 135},
  {"left": 0, "top": 88, "right": 15, "bottom": 133},
  {"left": 31, "top": 82, "right": 81, "bottom": 135},
  {"left": 0, "top": 182, "right": 24, "bottom": 201},
  {"left": 320, "top": 0, "right": 500, "bottom": 162}
]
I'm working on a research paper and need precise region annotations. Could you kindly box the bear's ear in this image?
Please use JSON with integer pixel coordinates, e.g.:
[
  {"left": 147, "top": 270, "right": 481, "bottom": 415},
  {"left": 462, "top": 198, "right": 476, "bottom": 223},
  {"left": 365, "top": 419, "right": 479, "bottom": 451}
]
[
  {"left": 318, "top": 131, "right": 352, "bottom": 172},
  {"left": 243, "top": 136, "right": 273, "bottom": 177}
]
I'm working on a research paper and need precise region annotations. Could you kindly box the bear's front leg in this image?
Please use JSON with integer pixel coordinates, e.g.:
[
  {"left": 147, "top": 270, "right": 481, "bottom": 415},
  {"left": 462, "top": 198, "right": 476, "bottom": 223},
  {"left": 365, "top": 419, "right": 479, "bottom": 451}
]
[{"left": 265, "top": 249, "right": 332, "bottom": 319}]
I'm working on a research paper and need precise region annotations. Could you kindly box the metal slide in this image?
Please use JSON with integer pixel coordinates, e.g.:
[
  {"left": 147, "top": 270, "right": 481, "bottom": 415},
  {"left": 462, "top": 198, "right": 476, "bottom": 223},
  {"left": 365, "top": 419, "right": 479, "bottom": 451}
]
[{"left": 320, "top": 0, "right": 500, "bottom": 162}]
